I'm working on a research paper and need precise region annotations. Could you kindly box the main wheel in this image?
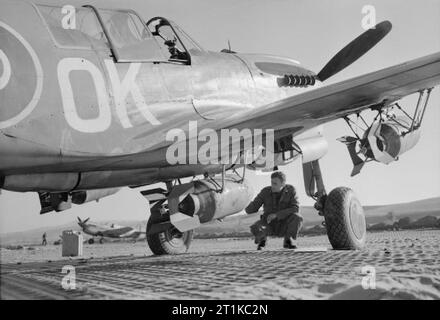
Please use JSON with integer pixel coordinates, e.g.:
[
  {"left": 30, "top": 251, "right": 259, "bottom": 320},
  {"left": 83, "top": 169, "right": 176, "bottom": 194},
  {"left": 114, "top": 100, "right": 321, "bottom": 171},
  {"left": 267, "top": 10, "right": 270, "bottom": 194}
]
[
  {"left": 324, "top": 187, "right": 366, "bottom": 250},
  {"left": 88, "top": 238, "right": 94, "bottom": 245},
  {"left": 146, "top": 221, "right": 194, "bottom": 255}
]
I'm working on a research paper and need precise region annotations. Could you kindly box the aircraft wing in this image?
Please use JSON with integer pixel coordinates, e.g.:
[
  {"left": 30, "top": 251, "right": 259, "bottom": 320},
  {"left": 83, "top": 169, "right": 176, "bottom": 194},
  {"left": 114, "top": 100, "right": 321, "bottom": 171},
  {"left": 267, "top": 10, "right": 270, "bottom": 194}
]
[
  {"left": 53, "top": 52, "right": 440, "bottom": 174},
  {"left": 222, "top": 52, "right": 440, "bottom": 134}
]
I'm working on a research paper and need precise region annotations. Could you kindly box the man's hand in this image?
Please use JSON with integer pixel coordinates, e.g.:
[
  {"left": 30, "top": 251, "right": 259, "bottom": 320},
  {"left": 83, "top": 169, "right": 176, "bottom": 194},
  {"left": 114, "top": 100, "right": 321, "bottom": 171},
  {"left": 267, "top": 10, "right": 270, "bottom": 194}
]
[{"left": 266, "top": 213, "right": 277, "bottom": 224}]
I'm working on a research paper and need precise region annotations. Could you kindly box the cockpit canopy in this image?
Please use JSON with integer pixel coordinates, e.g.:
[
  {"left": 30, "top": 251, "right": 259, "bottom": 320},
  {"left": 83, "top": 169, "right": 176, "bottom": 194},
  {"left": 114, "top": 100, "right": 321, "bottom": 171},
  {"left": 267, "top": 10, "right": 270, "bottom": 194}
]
[
  {"left": 146, "top": 17, "right": 204, "bottom": 64},
  {"left": 37, "top": 5, "right": 203, "bottom": 64}
]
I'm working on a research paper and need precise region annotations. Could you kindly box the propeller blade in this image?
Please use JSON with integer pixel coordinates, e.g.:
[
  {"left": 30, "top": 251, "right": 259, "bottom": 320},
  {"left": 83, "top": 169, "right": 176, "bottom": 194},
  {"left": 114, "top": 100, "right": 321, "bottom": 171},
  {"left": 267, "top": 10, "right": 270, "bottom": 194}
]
[
  {"left": 84, "top": 218, "right": 90, "bottom": 224},
  {"left": 317, "top": 21, "right": 392, "bottom": 82},
  {"left": 77, "top": 217, "right": 82, "bottom": 223}
]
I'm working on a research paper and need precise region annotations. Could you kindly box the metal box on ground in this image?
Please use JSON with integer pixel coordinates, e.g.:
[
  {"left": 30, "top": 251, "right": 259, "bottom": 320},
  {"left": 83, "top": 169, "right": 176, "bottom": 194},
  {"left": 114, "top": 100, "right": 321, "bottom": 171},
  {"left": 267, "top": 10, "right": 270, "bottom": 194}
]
[{"left": 62, "top": 230, "right": 83, "bottom": 257}]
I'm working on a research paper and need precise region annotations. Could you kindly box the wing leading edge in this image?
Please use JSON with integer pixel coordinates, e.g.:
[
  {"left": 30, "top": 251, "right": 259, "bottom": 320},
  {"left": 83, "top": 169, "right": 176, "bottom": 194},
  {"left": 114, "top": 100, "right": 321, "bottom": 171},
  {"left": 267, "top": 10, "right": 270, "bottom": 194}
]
[{"left": 225, "top": 52, "right": 440, "bottom": 134}]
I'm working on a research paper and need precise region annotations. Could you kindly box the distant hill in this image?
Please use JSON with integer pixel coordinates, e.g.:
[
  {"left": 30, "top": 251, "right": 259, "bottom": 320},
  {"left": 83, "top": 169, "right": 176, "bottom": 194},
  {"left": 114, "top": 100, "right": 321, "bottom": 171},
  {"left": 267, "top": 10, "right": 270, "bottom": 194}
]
[
  {"left": 363, "top": 197, "right": 440, "bottom": 224},
  {"left": 1, "top": 197, "right": 439, "bottom": 245}
]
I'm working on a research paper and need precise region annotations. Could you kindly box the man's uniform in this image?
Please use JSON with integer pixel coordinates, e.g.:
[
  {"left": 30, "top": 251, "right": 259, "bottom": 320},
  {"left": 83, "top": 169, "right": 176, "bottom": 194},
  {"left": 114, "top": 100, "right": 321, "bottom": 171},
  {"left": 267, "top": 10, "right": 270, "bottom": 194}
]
[{"left": 245, "top": 184, "right": 303, "bottom": 248}]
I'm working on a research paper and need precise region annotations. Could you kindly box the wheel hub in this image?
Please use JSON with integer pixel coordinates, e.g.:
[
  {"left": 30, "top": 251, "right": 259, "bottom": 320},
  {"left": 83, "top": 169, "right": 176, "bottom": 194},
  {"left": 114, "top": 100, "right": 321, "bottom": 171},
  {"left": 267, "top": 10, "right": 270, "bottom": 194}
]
[{"left": 349, "top": 198, "right": 366, "bottom": 240}]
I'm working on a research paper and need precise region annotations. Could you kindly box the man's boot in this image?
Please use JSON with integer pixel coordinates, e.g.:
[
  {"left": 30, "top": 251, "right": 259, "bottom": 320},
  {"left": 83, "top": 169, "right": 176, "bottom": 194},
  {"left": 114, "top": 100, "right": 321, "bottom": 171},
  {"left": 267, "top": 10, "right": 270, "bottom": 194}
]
[
  {"left": 283, "top": 238, "right": 297, "bottom": 249},
  {"left": 257, "top": 239, "right": 266, "bottom": 250}
]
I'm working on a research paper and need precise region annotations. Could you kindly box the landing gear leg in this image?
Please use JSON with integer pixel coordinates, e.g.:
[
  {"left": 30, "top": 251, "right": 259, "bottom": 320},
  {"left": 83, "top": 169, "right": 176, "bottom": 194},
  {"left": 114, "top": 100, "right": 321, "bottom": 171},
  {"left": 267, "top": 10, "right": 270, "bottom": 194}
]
[{"left": 303, "top": 160, "right": 366, "bottom": 250}]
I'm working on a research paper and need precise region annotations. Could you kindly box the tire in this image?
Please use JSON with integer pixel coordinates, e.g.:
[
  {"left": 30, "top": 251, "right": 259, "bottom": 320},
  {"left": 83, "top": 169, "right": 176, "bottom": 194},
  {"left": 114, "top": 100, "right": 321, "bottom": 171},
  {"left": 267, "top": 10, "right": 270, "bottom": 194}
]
[
  {"left": 324, "top": 187, "right": 366, "bottom": 250},
  {"left": 146, "top": 220, "right": 194, "bottom": 255},
  {"left": 88, "top": 238, "right": 94, "bottom": 245}
]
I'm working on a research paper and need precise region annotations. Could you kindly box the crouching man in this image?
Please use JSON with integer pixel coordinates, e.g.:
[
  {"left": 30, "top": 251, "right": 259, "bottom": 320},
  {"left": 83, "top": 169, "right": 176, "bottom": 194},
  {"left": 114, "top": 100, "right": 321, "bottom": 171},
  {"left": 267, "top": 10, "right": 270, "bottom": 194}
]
[{"left": 245, "top": 171, "right": 303, "bottom": 250}]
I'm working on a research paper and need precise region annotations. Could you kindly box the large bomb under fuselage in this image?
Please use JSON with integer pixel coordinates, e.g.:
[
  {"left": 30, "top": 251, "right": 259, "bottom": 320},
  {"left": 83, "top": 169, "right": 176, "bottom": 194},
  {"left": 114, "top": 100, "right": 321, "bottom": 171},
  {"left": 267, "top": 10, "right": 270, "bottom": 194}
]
[{"left": 178, "top": 176, "right": 254, "bottom": 223}]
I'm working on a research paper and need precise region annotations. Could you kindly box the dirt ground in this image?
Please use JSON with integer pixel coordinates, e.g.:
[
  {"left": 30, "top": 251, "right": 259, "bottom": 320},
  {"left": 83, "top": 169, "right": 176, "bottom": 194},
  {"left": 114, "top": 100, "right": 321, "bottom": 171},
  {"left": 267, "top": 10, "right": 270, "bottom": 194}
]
[{"left": 1, "top": 230, "right": 439, "bottom": 299}]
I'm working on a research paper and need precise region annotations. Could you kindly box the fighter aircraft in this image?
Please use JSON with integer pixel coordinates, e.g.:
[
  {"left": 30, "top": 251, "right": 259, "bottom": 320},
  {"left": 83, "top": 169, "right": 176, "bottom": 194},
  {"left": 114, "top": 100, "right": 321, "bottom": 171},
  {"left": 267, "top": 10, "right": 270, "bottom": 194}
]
[
  {"left": 77, "top": 217, "right": 145, "bottom": 244},
  {"left": 1, "top": 0, "right": 440, "bottom": 255}
]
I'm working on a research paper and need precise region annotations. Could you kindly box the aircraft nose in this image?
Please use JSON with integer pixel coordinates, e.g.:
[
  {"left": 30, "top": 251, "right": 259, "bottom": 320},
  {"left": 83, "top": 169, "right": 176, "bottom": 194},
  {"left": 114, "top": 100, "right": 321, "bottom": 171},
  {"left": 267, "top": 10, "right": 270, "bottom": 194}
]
[
  {"left": 236, "top": 53, "right": 319, "bottom": 88},
  {"left": 0, "top": 21, "right": 43, "bottom": 129}
]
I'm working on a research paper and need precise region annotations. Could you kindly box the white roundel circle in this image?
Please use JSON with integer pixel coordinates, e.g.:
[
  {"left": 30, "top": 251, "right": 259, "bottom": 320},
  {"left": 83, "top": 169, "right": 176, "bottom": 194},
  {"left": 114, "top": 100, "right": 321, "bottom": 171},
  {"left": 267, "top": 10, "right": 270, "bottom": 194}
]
[
  {"left": 0, "top": 49, "right": 11, "bottom": 90},
  {"left": 0, "top": 21, "right": 43, "bottom": 129}
]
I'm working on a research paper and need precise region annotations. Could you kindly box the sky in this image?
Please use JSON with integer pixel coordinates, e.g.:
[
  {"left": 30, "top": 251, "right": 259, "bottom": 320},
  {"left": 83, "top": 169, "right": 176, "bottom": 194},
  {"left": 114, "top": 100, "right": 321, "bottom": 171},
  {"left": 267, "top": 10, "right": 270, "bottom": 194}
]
[{"left": 1, "top": 0, "right": 440, "bottom": 233}]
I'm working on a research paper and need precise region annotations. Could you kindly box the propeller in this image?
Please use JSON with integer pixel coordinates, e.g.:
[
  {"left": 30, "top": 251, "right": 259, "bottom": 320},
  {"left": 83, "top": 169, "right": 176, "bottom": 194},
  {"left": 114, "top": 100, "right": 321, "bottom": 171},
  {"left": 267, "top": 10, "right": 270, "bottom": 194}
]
[
  {"left": 316, "top": 21, "right": 392, "bottom": 82},
  {"left": 77, "top": 217, "right": 90, "bottom": 225}
]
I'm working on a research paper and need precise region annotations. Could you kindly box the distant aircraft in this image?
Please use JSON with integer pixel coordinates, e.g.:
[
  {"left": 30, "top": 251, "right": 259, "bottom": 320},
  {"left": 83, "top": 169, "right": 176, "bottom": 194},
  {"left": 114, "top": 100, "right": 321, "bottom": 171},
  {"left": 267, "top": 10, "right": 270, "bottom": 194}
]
[
  {"left": 77, "top": 217, "right": 145, "bottom": 244},
  {"left": 1, "top": 0, "right": 440, "bottom": 255}
]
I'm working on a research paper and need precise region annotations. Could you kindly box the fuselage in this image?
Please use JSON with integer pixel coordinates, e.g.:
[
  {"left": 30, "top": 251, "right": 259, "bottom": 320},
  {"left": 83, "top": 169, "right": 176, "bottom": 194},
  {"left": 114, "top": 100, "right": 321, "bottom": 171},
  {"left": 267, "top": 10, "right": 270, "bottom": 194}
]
[
  {"left": 80, "top": 223, "right": 141, "bottom": 238},
  {"left": 0, "top": 0, "right": 320, "bottom": 191}
]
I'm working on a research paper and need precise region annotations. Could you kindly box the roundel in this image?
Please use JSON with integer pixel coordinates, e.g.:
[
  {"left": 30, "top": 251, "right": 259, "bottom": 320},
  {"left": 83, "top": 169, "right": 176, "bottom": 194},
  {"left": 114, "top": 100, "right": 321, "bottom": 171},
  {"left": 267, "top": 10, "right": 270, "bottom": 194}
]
[{"left": 0, "top": 21, "right": 43, "bottom": 129}]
